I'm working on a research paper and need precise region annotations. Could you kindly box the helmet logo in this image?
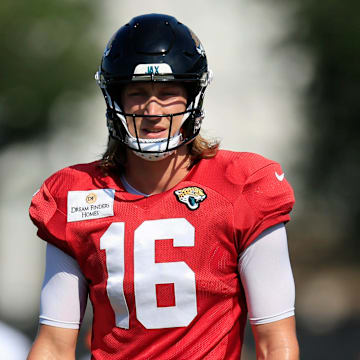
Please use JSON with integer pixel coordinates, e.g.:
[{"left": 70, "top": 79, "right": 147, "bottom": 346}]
[
  {"left": 146, "top": 65, "right": 160, "bottom": 74},
  {"left": 133, "top": 63, "right": 173, "bottom": 76},
  {"left": 196, "top": 43, "right": 206, "bottom": 57},
  {"left": 189, "top": 29, "right": 206, "bottom": 57},
  {"left": 174, "top": 186, "right": 207, "bottom": 210}
]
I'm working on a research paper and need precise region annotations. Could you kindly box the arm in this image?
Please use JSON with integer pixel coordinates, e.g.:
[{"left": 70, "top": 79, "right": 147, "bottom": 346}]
[
  {"left": 28, "top": 244, "right": 89, "bottom": 359},
  {"left": 27, "top": 324, "right": 78, "bottom": 360},
  {"left": 252, "top": 317, "right": 299, "bottom": 360},
  {"left": 239, "top": 223, "right": 299, "bottom": 359}
]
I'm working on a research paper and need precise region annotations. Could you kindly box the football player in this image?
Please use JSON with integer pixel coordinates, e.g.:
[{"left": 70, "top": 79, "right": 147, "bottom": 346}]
[{"left": 28, "top": 14, "right": 299, "bottom": 359}]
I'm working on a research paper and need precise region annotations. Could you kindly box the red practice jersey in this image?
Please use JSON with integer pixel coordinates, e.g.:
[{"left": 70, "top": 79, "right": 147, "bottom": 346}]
[{"left": 29, "top": 150, "right": 295, "bottom": 359}]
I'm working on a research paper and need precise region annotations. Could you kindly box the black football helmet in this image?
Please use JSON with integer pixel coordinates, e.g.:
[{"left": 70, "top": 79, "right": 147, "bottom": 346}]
[{"left": 95, "top": 13, "right": 212, "bottom": 161}]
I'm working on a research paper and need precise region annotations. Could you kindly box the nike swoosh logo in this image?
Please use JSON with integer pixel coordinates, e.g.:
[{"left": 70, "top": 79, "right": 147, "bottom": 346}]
[{"left": 275, "top": 171, "right": 285, "bottom": 181}]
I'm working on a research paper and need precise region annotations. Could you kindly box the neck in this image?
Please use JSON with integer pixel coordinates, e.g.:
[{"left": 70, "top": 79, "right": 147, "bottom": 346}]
[{"left": 124, "top": 147, "right": 191, "bottom": 195}]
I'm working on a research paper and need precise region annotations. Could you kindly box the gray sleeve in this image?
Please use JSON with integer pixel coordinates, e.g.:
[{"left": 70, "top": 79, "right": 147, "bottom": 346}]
[
  {"left": 238, "top": 223, "right": 295, "bottom": 325},
  {"left": 39, "top": 244, "right": 88, "bottom": 329}
]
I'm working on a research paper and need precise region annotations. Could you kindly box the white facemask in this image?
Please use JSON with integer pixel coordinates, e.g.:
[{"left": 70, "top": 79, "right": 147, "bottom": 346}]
[{"left": 114, "top": 101, "right": 190, "bottom": 161}]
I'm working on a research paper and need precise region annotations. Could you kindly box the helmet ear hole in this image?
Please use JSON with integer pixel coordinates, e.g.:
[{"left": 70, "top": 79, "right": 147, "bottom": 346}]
[
  {"left": 184, "top": 85, "right": 198, "bottom": 106},
  {"left": 181, "top": 116, "right": 194, "bottom": 138},
  {"left": 107, "top": 85, "right": 124, "bottom": 106}
]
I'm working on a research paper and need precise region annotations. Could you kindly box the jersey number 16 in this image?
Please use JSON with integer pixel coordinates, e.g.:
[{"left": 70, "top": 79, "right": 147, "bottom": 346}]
[{"left": 100, "top": 218, "right": 197, "bottom": 329}]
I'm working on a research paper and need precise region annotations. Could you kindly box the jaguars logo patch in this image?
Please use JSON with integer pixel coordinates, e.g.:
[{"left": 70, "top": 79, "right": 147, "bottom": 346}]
[{"left": 174, "top": 186, "right": 207, "bottom": 210}]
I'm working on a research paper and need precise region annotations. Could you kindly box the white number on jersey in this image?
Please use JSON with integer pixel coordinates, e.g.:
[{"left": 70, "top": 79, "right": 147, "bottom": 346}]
[{"left": 100, "top": 218, "right": 197, "bottom": 330}]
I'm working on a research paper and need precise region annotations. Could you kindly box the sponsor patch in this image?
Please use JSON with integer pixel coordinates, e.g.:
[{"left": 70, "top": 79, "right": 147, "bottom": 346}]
[
  {"left": 174, "top": 186, "right": 207, "bottom": 211},
  {"left": 67, "top": 189, "right": 115, "bottom": 222}
]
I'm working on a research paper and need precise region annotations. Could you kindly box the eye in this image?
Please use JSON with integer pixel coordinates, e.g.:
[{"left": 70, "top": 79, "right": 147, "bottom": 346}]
[
  {"left": 161, "top": 93, "right": 176, "bottom": 98},
  {"left": 160, "top": 89, "right": 180, "bottom": 98},
  {"left": 127, "top": 91, "right": 144, "bottom": 97}
]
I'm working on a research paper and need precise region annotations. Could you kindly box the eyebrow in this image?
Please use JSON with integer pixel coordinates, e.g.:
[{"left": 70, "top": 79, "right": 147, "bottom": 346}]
[{"left": 125, "top": 84, "right": 184, "bottom": 93}]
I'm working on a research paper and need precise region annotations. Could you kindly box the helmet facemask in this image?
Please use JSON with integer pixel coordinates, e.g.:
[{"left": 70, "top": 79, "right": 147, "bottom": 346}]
[{"left": 98, "top": 75, "right": 210, "bottom": 161}]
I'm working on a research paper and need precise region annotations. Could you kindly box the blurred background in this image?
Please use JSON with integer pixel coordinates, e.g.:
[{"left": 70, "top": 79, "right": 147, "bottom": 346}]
[{"left": 1, "top": 0, "right": 359, "bottom": 358}]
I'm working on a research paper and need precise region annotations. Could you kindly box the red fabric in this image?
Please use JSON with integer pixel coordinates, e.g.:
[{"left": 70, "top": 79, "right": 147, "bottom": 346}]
[
  {"left": 29, "top": 150, "right": 295, "bottom": 360},
  {"left": 156, "top": 284, "right": 175, "bottom": 307}
]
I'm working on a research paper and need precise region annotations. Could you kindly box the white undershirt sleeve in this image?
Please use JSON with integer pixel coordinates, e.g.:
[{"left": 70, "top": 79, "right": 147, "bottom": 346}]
[
  {"left": 39, "top": 244, "right": 88, "bottom": 329},
  {"left": 238, "top": 223, "right": 295, "bottom": 325}
]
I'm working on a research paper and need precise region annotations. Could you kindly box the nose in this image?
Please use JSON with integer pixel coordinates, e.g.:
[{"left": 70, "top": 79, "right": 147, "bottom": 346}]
[{"left": 144, "top": 96, "right": 163, "bottom": 118}]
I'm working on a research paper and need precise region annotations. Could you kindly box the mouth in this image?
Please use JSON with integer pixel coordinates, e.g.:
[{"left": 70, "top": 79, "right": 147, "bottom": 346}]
[{"left": 141, "top": 128, "right": 169, "bottom": 139}]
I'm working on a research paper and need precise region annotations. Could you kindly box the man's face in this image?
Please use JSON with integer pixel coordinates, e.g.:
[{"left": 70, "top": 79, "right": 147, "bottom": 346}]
[{"left": 121, "top": 82, "right": 187, "bottom": 139}]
